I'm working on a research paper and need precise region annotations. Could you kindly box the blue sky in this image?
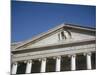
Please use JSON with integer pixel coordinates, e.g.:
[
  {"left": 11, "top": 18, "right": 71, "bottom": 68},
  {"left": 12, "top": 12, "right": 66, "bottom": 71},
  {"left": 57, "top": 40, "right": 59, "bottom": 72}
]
[{"left": 11, "top": 1, "right": 96, "bottom": 42}]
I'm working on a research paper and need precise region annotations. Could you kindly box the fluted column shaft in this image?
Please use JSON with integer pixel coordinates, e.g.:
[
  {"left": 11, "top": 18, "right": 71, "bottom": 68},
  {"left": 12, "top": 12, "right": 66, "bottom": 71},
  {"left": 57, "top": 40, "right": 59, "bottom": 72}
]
[
  {"left": 25, "top": 60, "right": 32, "bottom": 73},
  {"left": 56, "top": 56, "right": 61, "bottom": 72},
  {"left": 71, "top": 55, "right": 76, "bottom": 70},
  {"left": 40, "top": 58, "right": 46, "bottom": 73},
  {"left": 86, "top": 53, "right": 92, "bottom": 70},
  {"left": 12, "top": 62, "right": 18, "bottom": 74}
]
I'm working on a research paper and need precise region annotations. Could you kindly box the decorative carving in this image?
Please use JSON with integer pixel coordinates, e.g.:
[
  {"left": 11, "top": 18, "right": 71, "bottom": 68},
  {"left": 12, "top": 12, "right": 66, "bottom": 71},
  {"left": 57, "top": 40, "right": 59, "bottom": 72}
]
[
  {"left": 58, "top": 30, "right": 71, "bottom": 41},
  {"left": 61, "top": 31, "right": 67, "bottom": 40}
]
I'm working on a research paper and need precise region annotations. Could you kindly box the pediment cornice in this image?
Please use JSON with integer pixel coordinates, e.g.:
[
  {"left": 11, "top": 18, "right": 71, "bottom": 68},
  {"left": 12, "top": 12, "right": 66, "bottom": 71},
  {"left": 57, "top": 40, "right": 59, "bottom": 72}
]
[{"left": 12, "top": 23, "right": 95, "bottom": 50}]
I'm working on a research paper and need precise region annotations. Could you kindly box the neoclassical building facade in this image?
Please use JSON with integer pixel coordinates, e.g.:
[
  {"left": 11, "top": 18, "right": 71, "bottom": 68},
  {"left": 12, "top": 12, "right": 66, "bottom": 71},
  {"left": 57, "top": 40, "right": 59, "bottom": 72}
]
[{"left": 11, "top": 23, "right": 96, "bottom": 74}]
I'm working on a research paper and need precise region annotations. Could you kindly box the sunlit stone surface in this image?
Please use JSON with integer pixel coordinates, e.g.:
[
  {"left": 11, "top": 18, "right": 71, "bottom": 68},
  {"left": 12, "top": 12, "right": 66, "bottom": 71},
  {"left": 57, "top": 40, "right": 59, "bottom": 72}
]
[{"left": 11, "top": 24, "right": 96, "bottom": 74}]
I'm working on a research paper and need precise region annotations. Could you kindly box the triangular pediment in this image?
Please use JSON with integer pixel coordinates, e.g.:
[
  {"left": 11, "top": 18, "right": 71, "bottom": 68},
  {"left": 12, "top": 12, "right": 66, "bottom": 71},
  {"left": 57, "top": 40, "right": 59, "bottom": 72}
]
[{"left": 13, "top": 23, "right": 95, "bottom": 50}]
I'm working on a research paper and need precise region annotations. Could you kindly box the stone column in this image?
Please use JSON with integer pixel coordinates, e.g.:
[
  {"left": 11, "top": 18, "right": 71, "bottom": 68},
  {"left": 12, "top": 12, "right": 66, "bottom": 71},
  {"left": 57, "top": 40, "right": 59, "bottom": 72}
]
[
  {"left": 86, "top": 53, "right": 92, "bottom": 70},
  {"left": 11, "top": 62, "right": 18, "bottom": 74},
  {"left": 40, "top": 58, "right": 46, "bottom": 73},
  {"left": 56, "top": 56, "right": 61, "bottom": 72},
  {"left": 71, "top": 54, "right": 76, "bottom": 71},
  {"left": 25, "top": 60, "right": 32, "bottom": 74}
]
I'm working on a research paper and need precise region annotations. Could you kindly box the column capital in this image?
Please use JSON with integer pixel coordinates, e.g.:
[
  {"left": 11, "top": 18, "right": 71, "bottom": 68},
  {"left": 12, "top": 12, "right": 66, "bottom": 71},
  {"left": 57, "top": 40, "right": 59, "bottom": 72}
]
[
  {"left": 38, "top": 58, "right": 42, "bottom": 61},
  {"left": 28, "top": 60, "right": 32, "bottom": 63},
  {"left": 42, "top": 58, "right": 46, "bottom": 61},
  {"left": 71, "top": 54, "right": 76, "bottom": 57},
  {"left": 83, "top": 53, "right": 86, "bottom": 56},
  {"left": 53, "top": 56, "right": 61, "bottom": 59},
  {"left": 24, "top": 60, "right": 32, "bottom": 63},
  {"left": 83, "top": 52, "right": 91, "bottom": 56},
  {"left": 68, "top": 54, "right": 71, "bottom": 57},
  {"left": 67, "top": 54, "right": 76, "bottom": 57},
  {"left": 87, "top": 52, "right": 92, "bottom": 56},
  {"left": 39, "top": 58, "right": 46, "bottom": 61},
  {"left": 57, "top": 56, "right": 61, "bottom": 59},
  {"left": 13, "top": 62, "right": 17, "bottom": 65}
]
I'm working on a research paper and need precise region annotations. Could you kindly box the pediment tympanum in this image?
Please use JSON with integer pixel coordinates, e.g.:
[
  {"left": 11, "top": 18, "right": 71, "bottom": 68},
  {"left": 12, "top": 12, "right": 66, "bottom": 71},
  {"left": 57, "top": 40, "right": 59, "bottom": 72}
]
[{"left": 15, "top": 24, "right": 95, "bottom": 50}]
